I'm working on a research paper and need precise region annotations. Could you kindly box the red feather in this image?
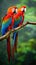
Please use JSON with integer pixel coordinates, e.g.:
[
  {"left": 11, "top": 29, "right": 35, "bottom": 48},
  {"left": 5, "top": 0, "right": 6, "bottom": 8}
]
[
  {"left": 7, "top": 26, "right": 11, "bottom": 62},
  {"left": 7, "top": 36, "right": 11, "bottom": 62}
]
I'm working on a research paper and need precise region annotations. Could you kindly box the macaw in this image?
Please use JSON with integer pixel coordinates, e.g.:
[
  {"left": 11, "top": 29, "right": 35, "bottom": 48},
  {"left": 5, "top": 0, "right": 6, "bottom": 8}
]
[
  {"left": 1, "top": 6, "right": 17, "bottom": 62},
  {"left": 12, "top": 6, "right": 26, "bottom": 59}
]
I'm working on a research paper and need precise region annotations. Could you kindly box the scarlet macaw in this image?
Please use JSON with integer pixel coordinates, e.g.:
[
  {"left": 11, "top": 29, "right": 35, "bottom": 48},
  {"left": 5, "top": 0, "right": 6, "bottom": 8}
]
[
  {"left": 1, "top": 6, "right": 17, "bottom": 62},
  {"left": 12, "top": 6, "right": 26, "bottom": 59}
]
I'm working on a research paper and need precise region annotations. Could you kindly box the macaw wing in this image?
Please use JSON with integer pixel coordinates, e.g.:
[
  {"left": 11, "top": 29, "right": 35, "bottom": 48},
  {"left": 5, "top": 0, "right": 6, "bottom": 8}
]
[
  {"left": 13, "top": 16, "right": 23, "bottom": 28},
  {"left": 1, "top": 15, "right": 12, "bottom": 35},
  {"left": 12, "top": 16, "right": 23, "bottom": 40}
]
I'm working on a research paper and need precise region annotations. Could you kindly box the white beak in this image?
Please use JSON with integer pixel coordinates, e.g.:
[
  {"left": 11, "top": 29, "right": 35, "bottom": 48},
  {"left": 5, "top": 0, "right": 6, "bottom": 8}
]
[{"left": 25, "top": 8, "right": 26, "bottom": 12}]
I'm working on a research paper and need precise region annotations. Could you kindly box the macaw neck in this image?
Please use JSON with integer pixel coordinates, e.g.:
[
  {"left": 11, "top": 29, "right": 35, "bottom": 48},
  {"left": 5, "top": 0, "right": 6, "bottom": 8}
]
[
  {"left": 2, "top": 13, "right": 14, "bottom": 21},
  {"left": 14, "top": 11, "right": 24, "bottom": 19}
]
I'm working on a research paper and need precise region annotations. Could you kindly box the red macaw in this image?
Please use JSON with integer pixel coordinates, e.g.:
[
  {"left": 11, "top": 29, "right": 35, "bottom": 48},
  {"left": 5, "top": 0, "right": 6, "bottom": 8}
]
[
  {"left": 1, "top": 6, "right": 17, "bottom": 62},
  {"left": 12, "top": 6, "right": 26, "bottom": 59}
]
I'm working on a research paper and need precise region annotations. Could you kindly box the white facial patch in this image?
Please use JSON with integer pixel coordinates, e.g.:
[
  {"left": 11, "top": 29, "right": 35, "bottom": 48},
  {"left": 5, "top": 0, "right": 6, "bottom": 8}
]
[
  {"left": 21, "top": 8, "right": 26, "bottom": 12},
  {"left": 12, "top": 8, "right": 15, "bottom": 12},
  {"left": 12, "top": 8, "right": 18, "bottom": 13},
  {"left": 21, "top": 8, "right": 24, "bottom": 11}
]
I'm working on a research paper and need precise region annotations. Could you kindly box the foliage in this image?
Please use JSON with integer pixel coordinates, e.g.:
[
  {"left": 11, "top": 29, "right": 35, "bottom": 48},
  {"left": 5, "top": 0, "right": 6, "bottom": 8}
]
[{"left": 0, "top": 0, "right": 36, "bottom": 65}]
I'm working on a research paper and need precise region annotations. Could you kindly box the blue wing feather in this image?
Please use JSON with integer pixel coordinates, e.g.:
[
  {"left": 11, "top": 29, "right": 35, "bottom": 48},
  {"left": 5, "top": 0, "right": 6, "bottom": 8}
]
[
  {"left": 13, "top": 16, "right": 22, "bottom": 28},
  {"left": 13, "top": 16, "right": 22, "bottom": 45},
  {"left": 1, "top": 18, "right": 12, "bottom": 35}
]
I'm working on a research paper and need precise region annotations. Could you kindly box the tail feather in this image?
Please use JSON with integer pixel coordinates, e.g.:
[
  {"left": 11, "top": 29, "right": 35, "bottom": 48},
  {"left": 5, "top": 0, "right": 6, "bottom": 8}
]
[
  {"left": 7, "top": 36, "right": 11, "bottom": 62},
  {"left": 14, "top": 33, "right": 18, "bottom": 52},
  {"left": 12, "top": 32, "right": 18, "bottom": 59}
]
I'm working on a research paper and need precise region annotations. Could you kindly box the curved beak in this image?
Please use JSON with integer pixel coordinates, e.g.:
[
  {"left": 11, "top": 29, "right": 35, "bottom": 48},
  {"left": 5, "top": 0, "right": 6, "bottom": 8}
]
[{"left": 25, "top": 8, "right": 26, "bottom": 12}]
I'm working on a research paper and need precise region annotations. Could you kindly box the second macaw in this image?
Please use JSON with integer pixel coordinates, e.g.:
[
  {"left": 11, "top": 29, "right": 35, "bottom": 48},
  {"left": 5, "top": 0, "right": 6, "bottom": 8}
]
[
  {"left": 1, "top": 6, "right": 17, "bottom": 62},
  {"left": 12, "top": 6, "right": 26, "bottom": 59}
]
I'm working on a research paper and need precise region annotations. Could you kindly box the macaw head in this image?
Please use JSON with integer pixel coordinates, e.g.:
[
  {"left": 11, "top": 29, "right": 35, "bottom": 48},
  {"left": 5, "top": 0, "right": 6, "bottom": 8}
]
[
  {"left": 7, "top": 6, "right": 17, "bottom": 15},
  {"left": 14, "top": 6, "right": 26, "bottom": 19},
  {"left": 2, "top": 6, "right": 18, "bottom": 20},
  {"left": 18, "top": 6, "right": 26, "bottom": 13},
  {"left": 17, "top": 6, "right": 26, "bottom": 17}
]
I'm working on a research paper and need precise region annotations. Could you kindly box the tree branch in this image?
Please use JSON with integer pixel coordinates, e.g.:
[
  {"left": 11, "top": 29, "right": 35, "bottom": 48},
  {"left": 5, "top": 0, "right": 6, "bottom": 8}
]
[
  {"left": 27, "top": 22, "right": 36, "bottom": 25},
  {"left": 0, "top": 21, "right": 36, "bottom": 41}
]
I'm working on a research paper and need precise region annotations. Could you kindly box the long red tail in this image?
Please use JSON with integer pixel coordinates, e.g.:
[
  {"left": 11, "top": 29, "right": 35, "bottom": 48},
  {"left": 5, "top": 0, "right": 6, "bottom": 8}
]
[
  {"left": 12, "top": 33, "right": 18, "bottom": 59},
  {"left": 7, "top": 36, "right": 11, "bottom": 62},
  {"left": 14, "top": 33, "right": 18, "bottom": 52}
]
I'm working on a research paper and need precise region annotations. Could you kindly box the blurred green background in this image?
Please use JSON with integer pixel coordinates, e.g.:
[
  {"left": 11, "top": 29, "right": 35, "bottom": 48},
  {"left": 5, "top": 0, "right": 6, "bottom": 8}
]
[{"left": 0, "top": 0, "right": 36, "bottom": 65}]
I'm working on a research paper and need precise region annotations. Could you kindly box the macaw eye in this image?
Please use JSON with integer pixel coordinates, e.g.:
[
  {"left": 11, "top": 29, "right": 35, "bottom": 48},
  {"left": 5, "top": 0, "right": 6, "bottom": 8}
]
[
  {"left": 12, "top": 8, "right": 17, "bottom": 13},
  {"left": 21, "top": 8, "right": 26, "bottom": 12},
  {"left": 12, "top": 8, "right": 15, "bottom": 13}
]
